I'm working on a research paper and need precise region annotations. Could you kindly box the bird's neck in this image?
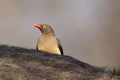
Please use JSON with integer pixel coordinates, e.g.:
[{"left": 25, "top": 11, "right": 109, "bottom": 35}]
[{"left": 42, "top": 33, "right": 55, "bottom": 36}]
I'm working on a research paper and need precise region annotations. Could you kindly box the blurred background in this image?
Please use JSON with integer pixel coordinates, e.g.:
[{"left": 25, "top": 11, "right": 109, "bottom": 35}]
[{"left": 0, "top": 0, "right": 120, "bottom": 68}]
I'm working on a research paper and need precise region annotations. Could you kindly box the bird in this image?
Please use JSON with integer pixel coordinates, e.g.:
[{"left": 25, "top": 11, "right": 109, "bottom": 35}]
[{"left": 34, "top": 24, "right": 63, "bottom": 55}]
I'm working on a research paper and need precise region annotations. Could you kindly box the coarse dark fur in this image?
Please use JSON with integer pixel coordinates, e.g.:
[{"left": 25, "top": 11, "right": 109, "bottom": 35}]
[{"left": 0, "top": 45, "right": 119, "bottom": 80}]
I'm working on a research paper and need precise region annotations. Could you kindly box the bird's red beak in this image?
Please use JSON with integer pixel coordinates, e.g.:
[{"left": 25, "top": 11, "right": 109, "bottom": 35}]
[{"left": 34, "top": 24, "right": 42, "bottom": 28}]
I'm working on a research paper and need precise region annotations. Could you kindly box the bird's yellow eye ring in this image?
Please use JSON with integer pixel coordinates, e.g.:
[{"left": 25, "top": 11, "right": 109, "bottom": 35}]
[{"left": 43, "top": 25, "right": 47, "bottom": 30}]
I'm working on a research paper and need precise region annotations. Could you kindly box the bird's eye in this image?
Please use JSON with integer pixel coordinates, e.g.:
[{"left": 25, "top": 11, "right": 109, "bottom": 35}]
[{"left": 43, "top": 25, "right": 47, "bottom": 30}]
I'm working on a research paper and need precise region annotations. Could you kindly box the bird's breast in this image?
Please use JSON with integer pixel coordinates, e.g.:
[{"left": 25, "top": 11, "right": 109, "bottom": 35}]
[{"left": 37, "top": 36, "right": 61, "bottom": 55}]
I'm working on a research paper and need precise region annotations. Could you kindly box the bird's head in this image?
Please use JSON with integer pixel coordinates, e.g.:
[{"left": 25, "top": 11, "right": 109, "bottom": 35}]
[{"left": 34, "top": 24, "right": 55, "bottom": 35}]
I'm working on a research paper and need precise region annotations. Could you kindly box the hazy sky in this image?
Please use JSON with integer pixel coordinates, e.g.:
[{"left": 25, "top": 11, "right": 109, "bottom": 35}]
[{"left": 0, "top": 0, "right": 120, "bottom": 67}]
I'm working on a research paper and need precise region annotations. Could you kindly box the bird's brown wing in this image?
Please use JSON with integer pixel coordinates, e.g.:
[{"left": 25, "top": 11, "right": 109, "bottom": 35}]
[
  {"left": 36, "top": 40, "right": 39, "bottom": 50},
  {"left": 36, "top": 45, "right": 38, "bottom": 50},
  {"left": 57, "top": 38, "right": 64, "bottom": 55}
]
